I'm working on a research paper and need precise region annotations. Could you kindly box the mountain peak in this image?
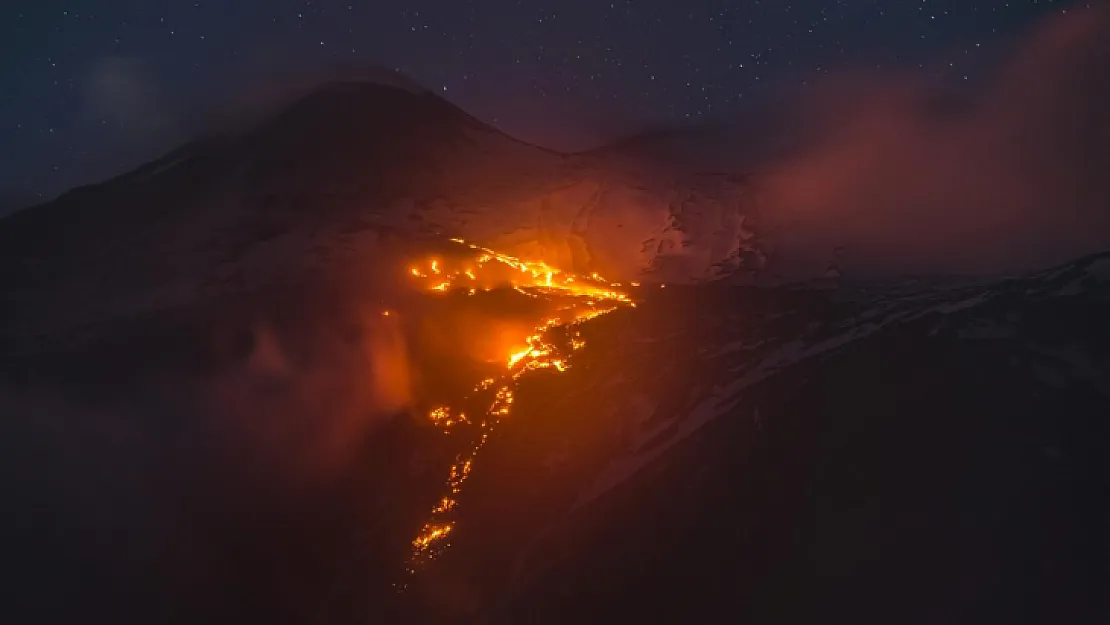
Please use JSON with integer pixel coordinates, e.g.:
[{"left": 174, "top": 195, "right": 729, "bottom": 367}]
[{"left": 260, "top": 79, "right": 487, "bottom": 151}]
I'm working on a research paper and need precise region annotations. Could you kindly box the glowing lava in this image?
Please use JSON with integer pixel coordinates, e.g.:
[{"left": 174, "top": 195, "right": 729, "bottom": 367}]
[
  {"left": 409, "top": 239, "right": 633, "bottom": 305},
  {"left": 401, "top": 239, "right": 635, "bottom": 578}
]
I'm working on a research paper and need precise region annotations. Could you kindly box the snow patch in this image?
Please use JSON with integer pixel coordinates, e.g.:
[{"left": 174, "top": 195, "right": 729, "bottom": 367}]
[
  {"left": 129, "top": 150, "right": 192, "bottom": 183},
  {"left": 931, "top": 292, "right": 991, "bottom": 314},
  {"left": 707, "top": 338, "right": 759, "bottom": 358},
  {"left": 1054, "top": 279, "right": 1085, "bottom": 297}
]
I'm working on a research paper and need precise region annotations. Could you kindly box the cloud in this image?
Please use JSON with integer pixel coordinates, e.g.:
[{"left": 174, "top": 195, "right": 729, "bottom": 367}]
[{"left": 741, "top": 6, "right": 1110, "bottom": 277}]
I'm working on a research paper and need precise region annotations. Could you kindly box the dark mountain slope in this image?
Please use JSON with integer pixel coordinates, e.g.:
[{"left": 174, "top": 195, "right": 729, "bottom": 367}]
[{"left": 473, "top": 253, "right": 1110, "bottom": 625}]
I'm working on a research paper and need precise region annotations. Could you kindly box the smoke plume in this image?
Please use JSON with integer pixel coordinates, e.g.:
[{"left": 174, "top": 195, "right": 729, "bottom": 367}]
[{"left": 751, "top": 6, "right": 1110, "bottom": 278}]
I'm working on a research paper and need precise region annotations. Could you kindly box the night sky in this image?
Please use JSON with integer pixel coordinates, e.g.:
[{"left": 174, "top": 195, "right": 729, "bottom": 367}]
[{"left": 0, "top": 0, "right": 1091, "bottom": 206}]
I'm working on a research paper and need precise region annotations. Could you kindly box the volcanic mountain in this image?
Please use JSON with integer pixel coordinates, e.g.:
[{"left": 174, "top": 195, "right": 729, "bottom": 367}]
[
  {"left": 0, "top": 80, "right": 763, "bottom": 351},
  {"left": 1, "top": 80, "right": 1107, "bottom": 625}
]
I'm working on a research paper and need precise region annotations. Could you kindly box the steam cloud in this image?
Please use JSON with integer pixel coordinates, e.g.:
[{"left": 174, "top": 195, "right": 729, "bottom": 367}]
[{"left": 752, "top": 6, "right": 1110, "bottom": 277}]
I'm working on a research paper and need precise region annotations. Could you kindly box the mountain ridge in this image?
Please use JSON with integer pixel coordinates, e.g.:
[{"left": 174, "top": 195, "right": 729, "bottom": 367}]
[{"left": 0, "top": 80, "right": 768, "bottom": 341}]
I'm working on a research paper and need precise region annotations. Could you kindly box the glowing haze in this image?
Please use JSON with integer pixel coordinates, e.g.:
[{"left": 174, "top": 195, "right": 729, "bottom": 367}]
[{"left": 751, "top": 6, "right": 1110, "bottom": 278}]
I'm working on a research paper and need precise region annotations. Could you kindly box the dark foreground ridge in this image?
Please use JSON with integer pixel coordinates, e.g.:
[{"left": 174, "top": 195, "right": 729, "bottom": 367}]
[{"left": 2, "top": 250, "right": 1107, "bottom": 624}]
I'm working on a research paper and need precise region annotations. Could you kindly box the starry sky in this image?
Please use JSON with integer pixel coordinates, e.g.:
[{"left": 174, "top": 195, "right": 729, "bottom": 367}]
[{"left": 0, "top": 0, "right": 1090, "bottom": 207}]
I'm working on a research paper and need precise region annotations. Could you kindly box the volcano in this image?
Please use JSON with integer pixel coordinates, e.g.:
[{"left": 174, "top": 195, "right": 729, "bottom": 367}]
[
  {"left": 0, "top": 80, "right": 764, "bottom": 352},
  {"left": 1, "top": 80, "right": 1107, "bottom": 625}
]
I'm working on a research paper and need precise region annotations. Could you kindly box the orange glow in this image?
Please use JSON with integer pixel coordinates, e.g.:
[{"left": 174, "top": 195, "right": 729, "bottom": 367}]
[
  {"left": 411, "top": 522, "right": 452, "bottom": 554},
  {"left": 409, "top": 239, "right": 633, "bottom": 303},
  {"left": 402, "top": 238, "right": 635, "bottom": 574},
  {"left": 363, "top": 311, "right": 412, "bottom": 414}
]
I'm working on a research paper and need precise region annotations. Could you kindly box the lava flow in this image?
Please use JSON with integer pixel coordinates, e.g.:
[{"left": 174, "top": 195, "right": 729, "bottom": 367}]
[{"left": 400, "top": 239, "right": 636, "bottom": 580}]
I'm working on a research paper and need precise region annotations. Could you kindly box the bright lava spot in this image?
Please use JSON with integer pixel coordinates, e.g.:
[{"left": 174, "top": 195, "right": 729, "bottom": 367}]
[{"left": 427, "top": 405, "right": 468, "bottom": 430}]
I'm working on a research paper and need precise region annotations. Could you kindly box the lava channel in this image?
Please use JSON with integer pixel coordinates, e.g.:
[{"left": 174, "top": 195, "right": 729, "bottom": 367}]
[{"left": 398, "top": 239, "right": 637, "bottom": 583}]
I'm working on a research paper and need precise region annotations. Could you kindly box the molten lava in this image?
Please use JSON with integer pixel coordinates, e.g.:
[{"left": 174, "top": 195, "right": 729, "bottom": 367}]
[{"left": 400, "top": 239, "right": 635, "bottom": 579}]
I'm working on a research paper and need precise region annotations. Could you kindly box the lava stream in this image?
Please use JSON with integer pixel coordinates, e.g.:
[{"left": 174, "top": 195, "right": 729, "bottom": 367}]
[{"left": 400, "top": 240, "right": 635, "bottom": 580}]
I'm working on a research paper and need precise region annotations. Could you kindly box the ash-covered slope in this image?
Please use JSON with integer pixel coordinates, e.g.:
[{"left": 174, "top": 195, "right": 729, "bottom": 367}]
[{"left": 0, "top": 81, "right": 765, "bottom": 344}]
